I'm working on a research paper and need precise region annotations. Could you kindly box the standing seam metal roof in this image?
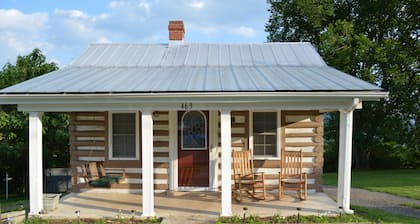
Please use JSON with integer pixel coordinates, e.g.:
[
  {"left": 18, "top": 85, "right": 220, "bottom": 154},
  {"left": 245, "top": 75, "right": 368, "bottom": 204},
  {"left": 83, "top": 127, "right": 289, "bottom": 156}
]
[{"left": 0, "top": 42, "right": 382, "bottom": 93}]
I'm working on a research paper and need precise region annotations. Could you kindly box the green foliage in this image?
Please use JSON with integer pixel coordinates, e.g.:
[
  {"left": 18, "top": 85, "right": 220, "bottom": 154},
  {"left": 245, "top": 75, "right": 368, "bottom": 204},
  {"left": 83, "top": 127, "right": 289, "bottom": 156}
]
[
  {"left": 22, "top": 217, "right": 161, "bottom": 224},
  {"left": 0, "top": 49, "right": 69, "bottom": 195},
  {"left": 0, "top": 195, "right": 28, "bottom": 213},
  {"left": 218, "top": 213, "right": 366, "bottom": 223},
  {"left": 324, "top": 169, "right": 420, "bottom": 199},
  {"left": 266, "top": 0, "right": 420, "bottom": 170},
  {"left": 0, "top": 49, "right": 58, "bottom": 89},
  {"left": 217, "top": 207, "right": 420, "bottom": 223},
  {"left": 266, "top": 0, "right": 334, "bottom": 44},
  {"left": 23, "top": 216, "right": 44, "bottom": 224}
]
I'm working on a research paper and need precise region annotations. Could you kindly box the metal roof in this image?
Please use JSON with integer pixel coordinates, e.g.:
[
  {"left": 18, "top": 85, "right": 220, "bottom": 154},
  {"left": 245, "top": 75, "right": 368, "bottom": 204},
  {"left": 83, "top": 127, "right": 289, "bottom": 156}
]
[{"left": 0, "top": 42, "right": 382, "bottom": 94}]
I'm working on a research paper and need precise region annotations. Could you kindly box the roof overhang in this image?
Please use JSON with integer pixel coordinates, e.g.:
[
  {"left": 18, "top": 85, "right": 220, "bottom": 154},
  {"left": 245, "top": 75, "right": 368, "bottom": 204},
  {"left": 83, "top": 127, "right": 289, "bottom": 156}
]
[{"left": 0, "top": 91, "right": 388, "bottom": 112}]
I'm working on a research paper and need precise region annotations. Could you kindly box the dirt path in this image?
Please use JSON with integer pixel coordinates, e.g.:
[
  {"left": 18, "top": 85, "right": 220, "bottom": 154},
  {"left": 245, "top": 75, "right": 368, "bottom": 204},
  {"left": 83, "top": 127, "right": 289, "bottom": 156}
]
[{"left": 323, "top": 186, "right": 420, "bottom": 219}]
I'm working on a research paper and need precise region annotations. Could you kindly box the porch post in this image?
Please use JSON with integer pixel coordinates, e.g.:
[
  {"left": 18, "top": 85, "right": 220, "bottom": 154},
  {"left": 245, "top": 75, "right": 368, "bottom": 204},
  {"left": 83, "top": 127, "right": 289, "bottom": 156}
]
[
  {"left": 220, "top": 109, "right": 232, "bottom": 217},
  {"left": 141, "top": 110, "right": 155, "bottom": 217},
  {"left": 337, "top": 109, "right": 354, "bottom": 214},
  {"left": 29, "top": 112, "right": 43, "bottom": 215}
]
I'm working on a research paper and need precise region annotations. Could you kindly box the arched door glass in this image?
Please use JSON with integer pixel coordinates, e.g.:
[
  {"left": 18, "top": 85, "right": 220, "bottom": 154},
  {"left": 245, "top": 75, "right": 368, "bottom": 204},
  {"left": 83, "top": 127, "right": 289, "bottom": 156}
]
[{"left": 182, "top": 111, "right": 207, "bottom": 150}]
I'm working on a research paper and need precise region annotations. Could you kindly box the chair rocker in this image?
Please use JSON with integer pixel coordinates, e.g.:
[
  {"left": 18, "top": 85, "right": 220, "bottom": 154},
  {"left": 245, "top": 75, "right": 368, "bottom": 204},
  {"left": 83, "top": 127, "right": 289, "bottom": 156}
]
[
  {"left": 232, "top": 150, "right": 266, "bottom": 202},
  {"left": 278, "top": 149, "right": 308, "bottom": 200}
]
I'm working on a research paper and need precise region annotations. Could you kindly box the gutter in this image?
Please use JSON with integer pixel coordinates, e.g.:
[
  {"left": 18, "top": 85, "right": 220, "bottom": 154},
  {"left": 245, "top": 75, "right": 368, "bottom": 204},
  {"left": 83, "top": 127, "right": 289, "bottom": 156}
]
[{"left": 0, "top": 91, "right": 389, "bottom": 104}]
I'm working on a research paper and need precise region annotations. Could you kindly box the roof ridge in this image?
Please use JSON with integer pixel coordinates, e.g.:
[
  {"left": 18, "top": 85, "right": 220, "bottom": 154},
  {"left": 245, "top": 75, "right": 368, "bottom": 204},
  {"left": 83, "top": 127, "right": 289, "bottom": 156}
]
[{"left": 88, "top": 42, "right": 312, "bottom": 46}]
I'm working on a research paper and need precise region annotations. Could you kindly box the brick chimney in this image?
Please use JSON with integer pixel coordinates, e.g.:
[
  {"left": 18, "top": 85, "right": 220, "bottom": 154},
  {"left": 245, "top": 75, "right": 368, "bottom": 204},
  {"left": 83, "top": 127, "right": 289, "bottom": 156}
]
[{"left": 168, "top": 20, "right": 185, "bottom": 44}]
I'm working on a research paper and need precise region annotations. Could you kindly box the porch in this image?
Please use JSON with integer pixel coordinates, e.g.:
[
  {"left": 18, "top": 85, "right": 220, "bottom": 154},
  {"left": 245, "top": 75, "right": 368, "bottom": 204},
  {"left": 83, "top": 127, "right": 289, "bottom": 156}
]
[{"left": 43, "top": 190, "right": 338, "bottom": 221}]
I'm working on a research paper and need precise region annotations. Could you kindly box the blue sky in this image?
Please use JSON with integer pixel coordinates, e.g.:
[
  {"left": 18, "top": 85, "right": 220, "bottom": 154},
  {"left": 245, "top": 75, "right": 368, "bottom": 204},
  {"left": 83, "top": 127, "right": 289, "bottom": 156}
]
[{"left": 0, "top": 0, "right": 270, "bottom": 66}]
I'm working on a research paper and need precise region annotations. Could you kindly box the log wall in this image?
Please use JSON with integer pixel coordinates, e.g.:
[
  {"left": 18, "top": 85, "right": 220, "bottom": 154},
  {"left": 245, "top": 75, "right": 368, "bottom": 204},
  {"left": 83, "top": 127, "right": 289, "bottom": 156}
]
[
  {"left": 70, "top": 111, "right": 169, "bottom": 192},
  {"left": 70, "top": 110, "right": 323, "bottom": 193}
]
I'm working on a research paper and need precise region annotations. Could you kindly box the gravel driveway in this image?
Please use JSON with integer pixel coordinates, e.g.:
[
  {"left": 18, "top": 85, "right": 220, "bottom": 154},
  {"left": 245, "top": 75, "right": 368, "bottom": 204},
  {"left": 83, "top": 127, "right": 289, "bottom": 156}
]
[{"left": 323, "top": 186, "right": 420, "bottom": 219}]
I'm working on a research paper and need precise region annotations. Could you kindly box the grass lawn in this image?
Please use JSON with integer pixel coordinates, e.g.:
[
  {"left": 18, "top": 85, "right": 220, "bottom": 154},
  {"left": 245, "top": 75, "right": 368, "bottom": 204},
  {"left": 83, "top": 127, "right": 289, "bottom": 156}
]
[
  {"left": 0, "top": 195, "right": 28, "bottom": 213},
  {"left": 323, "top": 169, "right": 420, "bottom": 200},
  {"left": 350, "top": 205, "right": 419, "bottom": 224}
]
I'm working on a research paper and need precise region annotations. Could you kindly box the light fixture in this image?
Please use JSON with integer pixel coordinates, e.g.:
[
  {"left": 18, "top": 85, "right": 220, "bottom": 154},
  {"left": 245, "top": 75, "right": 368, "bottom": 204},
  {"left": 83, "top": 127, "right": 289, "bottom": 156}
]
[
  {"left": 242, "top": 207, "right": 248, "bottom": 223},
  {"left": 131, "top": 210, "right": 135, "bottom": 224}
]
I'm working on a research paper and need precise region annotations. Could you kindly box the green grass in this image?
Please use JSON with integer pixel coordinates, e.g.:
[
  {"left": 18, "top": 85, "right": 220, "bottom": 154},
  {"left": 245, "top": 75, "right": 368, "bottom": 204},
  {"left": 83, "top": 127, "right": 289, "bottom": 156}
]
[
  {"left": 323, "top": 169, "right": 420, "bottom": 199},
  {"left": 353, "top": 205, "right": 420, "bottom": 224},
  {"left": 400, "top": 202, "right": 420, "bottom": 210},
  {"left": 0, "top": 195, "right": 28, "bottom": 213}
]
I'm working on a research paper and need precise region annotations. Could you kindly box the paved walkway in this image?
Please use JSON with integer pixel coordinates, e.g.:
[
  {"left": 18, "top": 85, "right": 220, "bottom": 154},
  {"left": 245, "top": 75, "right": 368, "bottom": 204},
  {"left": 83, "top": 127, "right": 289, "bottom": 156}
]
[{"left": 323, "top": 186, "right": 420, "bottom": 219}]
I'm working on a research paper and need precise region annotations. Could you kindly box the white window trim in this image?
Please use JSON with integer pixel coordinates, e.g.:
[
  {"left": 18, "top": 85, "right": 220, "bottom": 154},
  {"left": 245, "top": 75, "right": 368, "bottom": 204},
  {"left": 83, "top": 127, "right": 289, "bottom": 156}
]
[
  {"left": 180, "top": 110, "right": 208, "bottom": 151},
  {"left": 108, "top": 111, "right": 140, "bottom": 160},
  {"left": 249, "top": 110, "right": 281, "bottom": 160}
]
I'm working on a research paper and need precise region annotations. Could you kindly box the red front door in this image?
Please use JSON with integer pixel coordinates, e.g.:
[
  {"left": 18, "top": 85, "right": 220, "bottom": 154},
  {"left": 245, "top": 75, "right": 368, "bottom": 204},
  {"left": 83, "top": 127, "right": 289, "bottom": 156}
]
[{"left": 178, "top": 111, "right": 209, "bottom": 187}]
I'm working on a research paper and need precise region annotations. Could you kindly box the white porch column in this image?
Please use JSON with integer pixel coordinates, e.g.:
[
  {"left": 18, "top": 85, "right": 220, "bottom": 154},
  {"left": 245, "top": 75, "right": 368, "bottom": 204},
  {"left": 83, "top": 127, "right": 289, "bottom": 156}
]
[
  {"left": 337, "top": 109, "right": 354, "bottom": 214},
  {"left": 220, "top": 110, "right": 232, "bottom": 217},
  {"left": 29, "top": 112, "right": 43, "bottom": 215},
  {"left": 141, "top": 110, "right": 155, "bottom": 217}
]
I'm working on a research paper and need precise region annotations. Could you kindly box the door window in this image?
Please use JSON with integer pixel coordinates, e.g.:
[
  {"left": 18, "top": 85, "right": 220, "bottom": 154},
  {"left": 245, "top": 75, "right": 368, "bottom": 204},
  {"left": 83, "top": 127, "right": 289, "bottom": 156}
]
[{"left": 181, "top": 111, "right": 207, "bottom": 150}]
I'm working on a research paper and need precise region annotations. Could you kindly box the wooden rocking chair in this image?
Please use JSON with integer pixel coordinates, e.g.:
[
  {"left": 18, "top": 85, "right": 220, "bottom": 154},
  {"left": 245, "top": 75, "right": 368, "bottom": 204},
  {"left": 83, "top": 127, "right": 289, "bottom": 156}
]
[
  {"left": 232, "top": 150, "right": 266, "bottom": 202},
  {"left": 278, "top": 149, "right": 308, "bottom": 200}
]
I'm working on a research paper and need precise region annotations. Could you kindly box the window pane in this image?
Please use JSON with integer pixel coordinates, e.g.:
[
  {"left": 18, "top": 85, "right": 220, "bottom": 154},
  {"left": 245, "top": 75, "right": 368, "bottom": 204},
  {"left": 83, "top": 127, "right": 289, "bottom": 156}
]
[
  {"left": 266, "top": 135, "right": 277, "bottom": 144},
  {"left": 253, "top": 145, "right": 265, "bottom": 155},
  {"left": 253, "top": 112, "right": 277, "bottom": 157},
  {"left": 112, "top": 113, "right": 136, "bottom": 158},
  {"left": 265, "top": 144, "right": 277, "bottom": 157},
  {"left": 182, "top": 111, "right": 206, "bottom": 149},
  {"left": 253, "top": 113, "right": 265, "bottom": 133},
  {"left": 253, "top": 135, "right": 264, "bottom": 144}
]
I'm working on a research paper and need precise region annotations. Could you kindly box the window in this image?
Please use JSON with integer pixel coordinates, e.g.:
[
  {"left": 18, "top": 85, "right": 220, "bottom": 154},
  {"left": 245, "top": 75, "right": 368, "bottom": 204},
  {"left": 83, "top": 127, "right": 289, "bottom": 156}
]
[
  {"left": 253, "top": 112, "right": 277, "bottom": 158},
  {"left": 181, "top": 111, "right": 207, "bottom": 150},
  {"left": 110, "top": 112, "right": 138, "bottom": 159}
]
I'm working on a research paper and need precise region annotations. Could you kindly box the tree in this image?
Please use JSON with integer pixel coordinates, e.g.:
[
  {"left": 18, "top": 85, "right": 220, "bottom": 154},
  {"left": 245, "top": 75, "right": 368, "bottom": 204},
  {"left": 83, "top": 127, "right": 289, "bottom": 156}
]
[
  {"left": 266, "top": 0, "right": 420, "bottom": 169},
  {"left": 0, "top": 49, "right": 69, "bottom": 195}
]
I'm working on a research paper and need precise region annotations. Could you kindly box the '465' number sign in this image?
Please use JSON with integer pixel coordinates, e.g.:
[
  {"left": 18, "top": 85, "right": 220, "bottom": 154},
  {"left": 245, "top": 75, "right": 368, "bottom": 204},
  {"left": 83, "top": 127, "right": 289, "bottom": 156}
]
[{"left": 180, "top": 103, "right": 193, "bottom": 110}]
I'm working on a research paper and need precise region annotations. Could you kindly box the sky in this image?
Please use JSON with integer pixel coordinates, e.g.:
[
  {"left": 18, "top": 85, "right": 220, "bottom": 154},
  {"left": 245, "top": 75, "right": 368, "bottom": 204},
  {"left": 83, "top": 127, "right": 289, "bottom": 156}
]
[{"left": 0, "top": 0, "right": 270, "bottom": 67}]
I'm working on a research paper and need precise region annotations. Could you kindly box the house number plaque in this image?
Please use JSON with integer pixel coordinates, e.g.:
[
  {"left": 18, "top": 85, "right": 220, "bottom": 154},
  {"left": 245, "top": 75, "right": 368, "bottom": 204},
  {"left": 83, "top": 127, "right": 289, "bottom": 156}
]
[{"left": 180, "top": 103, "right": 193, "bottom": 110}]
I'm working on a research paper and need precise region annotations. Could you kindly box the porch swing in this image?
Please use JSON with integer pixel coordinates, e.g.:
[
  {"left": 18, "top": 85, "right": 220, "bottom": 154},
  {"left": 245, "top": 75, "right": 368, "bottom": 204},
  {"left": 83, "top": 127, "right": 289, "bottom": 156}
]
[{"left": 80, "top": 161, "right": 126, "bottom": 188}]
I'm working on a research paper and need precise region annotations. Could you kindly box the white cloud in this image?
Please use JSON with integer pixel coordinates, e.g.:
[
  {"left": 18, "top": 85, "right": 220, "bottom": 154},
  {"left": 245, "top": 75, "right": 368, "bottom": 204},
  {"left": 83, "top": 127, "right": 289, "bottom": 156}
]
[
  {"left": 138, "top": 0, "right": 151, "bottom": 15},
  {"left": 109, "top": 1, "right": 125, "bottom": 8},
  {"left": 0, "top": 9, "right": 48, "bottom": 33},
  {"left": 189, "top": 1, "right": 205, "bottom": 9},
  {"left": 54, "top": 9, "right": 90, "bottom": 20},
  {"left": 230, "top": 26, "right": 256, "bottom": 38},
  {"left": 0, "top": 9, "right": 51, "bottom": 65},
  {"left": 109, "top": 0, "right": 151, "bottom": 15}
]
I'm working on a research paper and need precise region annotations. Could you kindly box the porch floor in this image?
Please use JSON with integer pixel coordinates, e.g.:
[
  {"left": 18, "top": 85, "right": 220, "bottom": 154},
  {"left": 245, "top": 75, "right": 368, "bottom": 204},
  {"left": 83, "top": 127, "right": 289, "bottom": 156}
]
[{"left": 43, "top": 190, "right": 338, "bottom": 222}]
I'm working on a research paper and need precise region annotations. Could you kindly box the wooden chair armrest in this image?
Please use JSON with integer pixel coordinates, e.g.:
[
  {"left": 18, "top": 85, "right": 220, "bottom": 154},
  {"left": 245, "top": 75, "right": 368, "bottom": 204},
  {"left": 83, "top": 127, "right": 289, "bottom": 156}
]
[
  {"left": 105, "top": 168, "right": 126, "bottom": 178},
  {"left": 253, "top": 172, "right": 265, "bottom": 181}
]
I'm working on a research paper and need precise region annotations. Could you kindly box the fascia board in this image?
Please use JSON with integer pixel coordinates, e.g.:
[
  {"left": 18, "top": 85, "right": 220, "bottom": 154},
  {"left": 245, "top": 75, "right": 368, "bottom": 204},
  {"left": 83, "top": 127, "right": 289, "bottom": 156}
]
[
  {"left": 18, "top": 98, "right": 363, "bottom": 112},
  {"left": 0, "top": 91, "right": 389, "bottom": 105}
]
